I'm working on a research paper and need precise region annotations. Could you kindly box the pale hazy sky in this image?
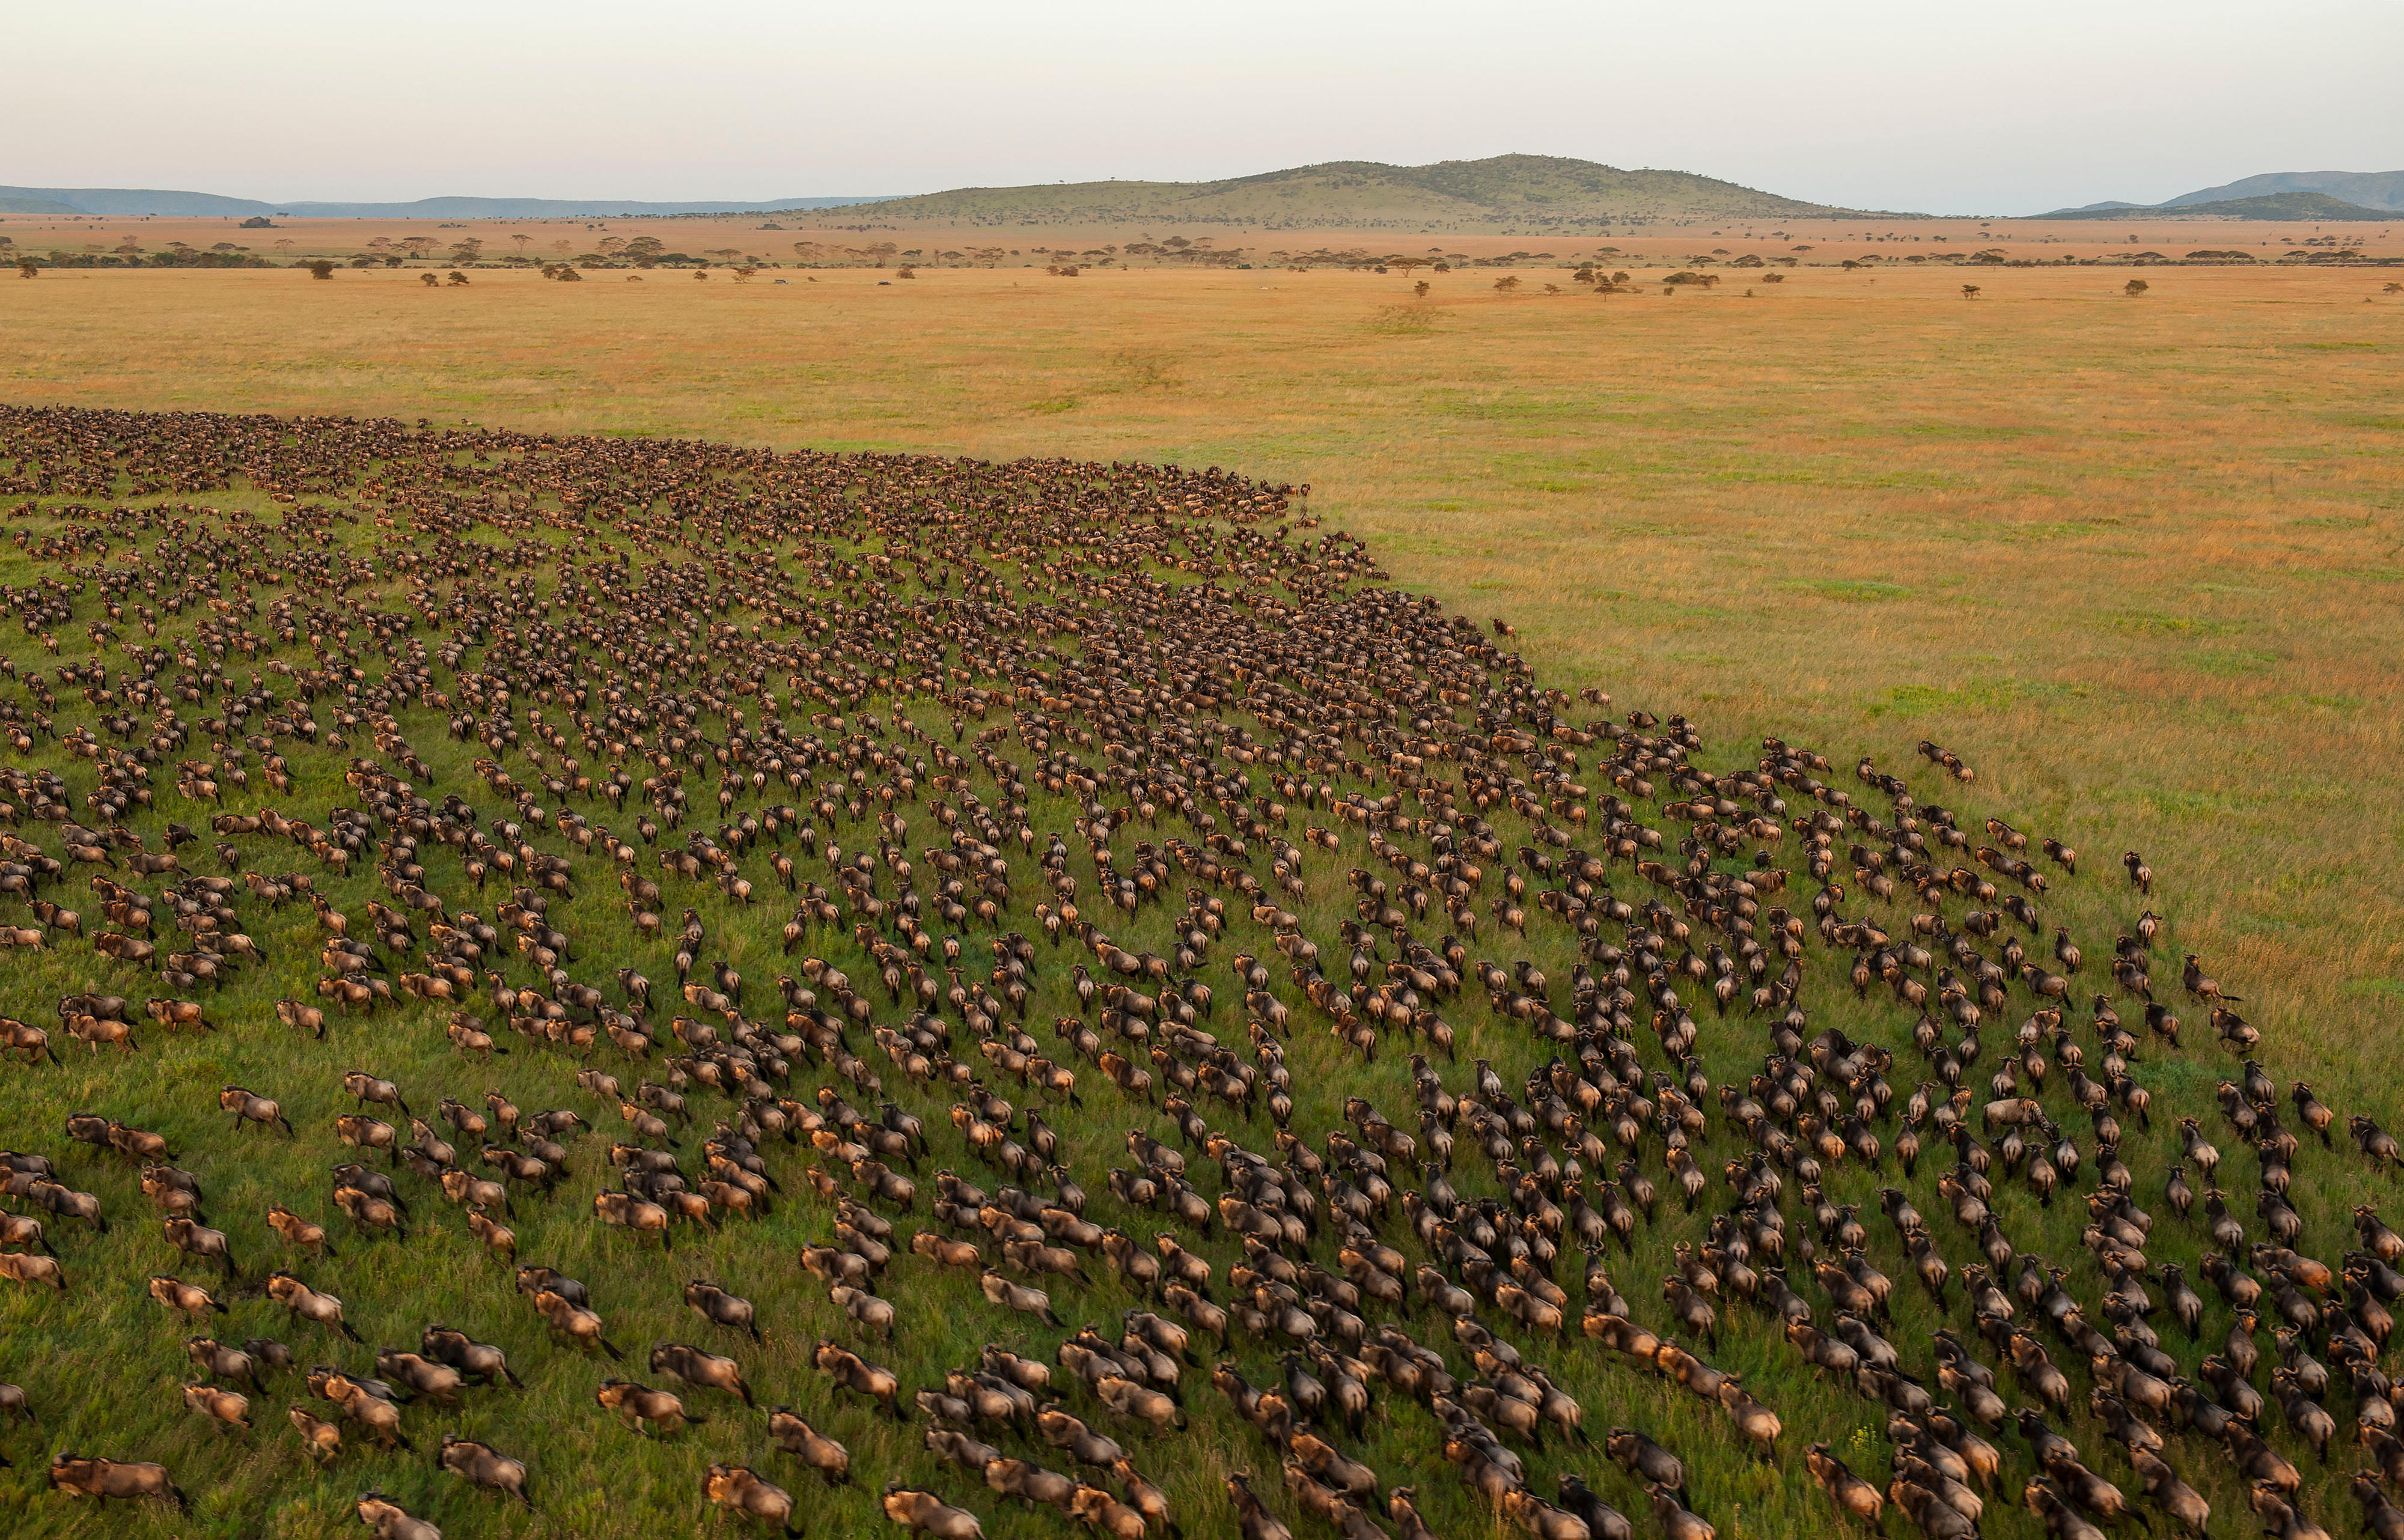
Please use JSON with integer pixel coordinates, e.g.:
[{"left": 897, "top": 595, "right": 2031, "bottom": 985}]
[{"left": 17, "top": 0, "right": 2401, "bottom": 214}]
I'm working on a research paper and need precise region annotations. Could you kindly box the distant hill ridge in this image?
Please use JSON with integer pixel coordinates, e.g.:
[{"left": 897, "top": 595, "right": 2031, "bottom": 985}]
[
  {"left": 2036, "top": 169, "right": 2403, "bottom": 221},
  {"left": 830, "top": 154, "right": 1881, "bottom": 228},
  {"left": 2039, "top": 190, "right": 2394, "bottom": 222},
  {"left": 0, "top": 187, "right": 899, "bottom": 219},
  {"left": 2161, "top": 169, "right": 2404, "bottom": 212},
  {"left": 0, "top": 156, "right": 1883, "bottom": 228}
]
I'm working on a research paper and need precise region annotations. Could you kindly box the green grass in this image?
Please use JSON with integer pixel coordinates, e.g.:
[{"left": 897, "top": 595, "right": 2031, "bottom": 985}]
[{"left": 0, "top": 264, "right": 2399, "bottom": 1540}]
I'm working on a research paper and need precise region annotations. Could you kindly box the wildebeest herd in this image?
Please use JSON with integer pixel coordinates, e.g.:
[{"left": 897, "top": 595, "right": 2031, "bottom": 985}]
[{"left": 0, "top": 403, "right": 2391, "bottom": 1540}]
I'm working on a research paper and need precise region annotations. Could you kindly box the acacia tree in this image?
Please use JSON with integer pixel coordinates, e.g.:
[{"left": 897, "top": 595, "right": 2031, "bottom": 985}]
[{"left": 511, "top": 234, "right": 532, "bottom": 254}]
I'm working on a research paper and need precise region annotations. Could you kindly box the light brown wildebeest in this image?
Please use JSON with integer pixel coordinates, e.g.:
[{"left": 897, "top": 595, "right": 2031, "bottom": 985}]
[
  {"left": 288, "top": 1404, "right": 342, "bottom": 1461},
  {"left": 267, "top": 1204, "right": 337, "bottom": 1258},
  {"left": 1072, "top": 1483, "right": 1153, "bottom": 1540},
  {"left": 0, "top": 1250, "right": 64, "bottom": 1291},
  {"left": 267, "top": 1271, "right": 362, "bottom": 1341},
  {"left": 594, "top": 1188, "right": 667, "bottom": 1246},
  {"left": 343, "top": 1071, "right": 410, "bottom": 1116},
  {"left": 64, "top": 1014, "right": 138, "bottom": 1055},
  {"left": 815, "top": 1339, "right": 905, "bottom": 1418},
  {"left": 355, "top": 1490, "right": 442, "bottom": 1539},
  {"left": 311, "top": 1369, "right": 412, "bottom": 1450},
  {"left": 376, "top": 1350, "right": 464, "bottom": 1405},
  {"left": 47, "top": 1454, "right": 188, "bottom": 1511},
  {"left": 884, "top": 1484, "right": 987, "bottom": 1540},
  {"left": 651, "top": 1342, "right": 753, "bottom": 1407},
  {"left": 769, "top": 1407, "right": 851, "bottom": 1484},
  {"left": 334, "top": 1186, "right": 408, "bottom": 1240},
  {"left": 438, "top": 1434, "right": 532, "bottom": 1507},
  {"left": 0, "top": 1016, "right": 56, "bottom": 1063},
  {"left": 685, "top": 1278, "right": 761, "bottom": 1340},
  {"left": 183, "top": 1380, "right": 251, "bottom": 1432},
  {"left": 186, "top": 1336, "right": 263, "bottom": 1390},
  {"left": 598, "top": 1378, "right": 704, "bottom": 1434},
  {"left": 534, "top": 1288, "right": 623, "bottom": 1358},
  {"left": 149, "top": 1273, "right": 225, "bottom": 1318},
  {"left": 147, "top": 998, "right": 213, "bottom": 1033},
  {"left": 467, "top": 1208, "right": 516, "bottom": 1259},
  {"left": 706, "top": 1464, "right": 802, "bottom": 1535},
  {"left": 335, "top": 1114, "right": 398, "bottom": 1161},
  {"left": 163, "top": 1214, "right": 239, "bottom": 1276}
]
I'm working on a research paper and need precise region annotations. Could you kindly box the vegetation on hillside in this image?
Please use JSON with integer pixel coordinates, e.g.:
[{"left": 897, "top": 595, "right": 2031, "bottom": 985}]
[{"left": 826, "top": 155, "right": 1876, "bottom": 233}]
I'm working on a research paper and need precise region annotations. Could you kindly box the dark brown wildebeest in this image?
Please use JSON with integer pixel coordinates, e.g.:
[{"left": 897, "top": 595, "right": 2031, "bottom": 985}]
[{"left": 422, "top": 1324, "right": 523, "bottom": 1388}]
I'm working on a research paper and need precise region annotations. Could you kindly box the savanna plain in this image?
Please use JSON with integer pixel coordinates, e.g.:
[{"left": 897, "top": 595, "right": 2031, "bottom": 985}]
[{"left": 0, "top": 255, "right": 2397, "bottom": 1540}]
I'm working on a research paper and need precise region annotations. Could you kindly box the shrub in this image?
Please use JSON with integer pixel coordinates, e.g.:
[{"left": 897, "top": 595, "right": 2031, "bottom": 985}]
[{"left": 307, "top": 260, "right": 334, "bottom": 280}]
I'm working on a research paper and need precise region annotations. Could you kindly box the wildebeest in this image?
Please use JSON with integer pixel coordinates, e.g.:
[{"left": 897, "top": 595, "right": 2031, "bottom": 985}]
[
  {"left": 884, "top": 1484, "right": 986, "bottom": 1540},
  {"left": 288, "top": 1404, "right": 342, "bottom": 1461},
  {"left": 163, "top": 1214, "right": 238, "bottom": 1276},
  {"left": 770, "top": 1407, "right": 852, "bottom": 1484},
  {"left": 375, "top": 1349, "right": 464, "bottom": 1405},
  {"left": 47, "top": 1454, "right": 188, "bottom": 1510},
  {"left": 599, "top": 1378, "right": 706, "bottom": 1434},
  {"left": 686, "top": 1277, "right": 761, "bottom": 1339},
  {"left": 422, "top": 1324, "right": 523, "bottom": 1388},
  {"left": 187, "top": 1336, "right": 263, "bottom": 1390},
  {"left": 653, "top": 1341, "right": 754, "bottom": 1406},
  {"left": 0, "top": 1250, "right": 65, "bottom": 1291},
  {"left": 706, "top": 1463, "right": 801, "bottom": 1536},
  {"left": 220, "top": 1085, "right": 294, "bottom": 1135},
  {"left": 267, "top": 1271, "right": 360, "bottom": 1340},
  {"left": 183, "top": 1380, "right": 251, "bottom": 1432},
  {"left": 149, "top": 1273, "right": 225, "bottom": 1318},
  {"left": 355, "top": 1490, "right": 442, "bottom": 1539},
  {"left": 266, "top": 1204, "right": 337, "bottom": 1258},
  {"left": 311, "top": 1368, "right": 412, "bottom": 1450},
  {"left": 534, "top": 1288, "right": 622, "bottom": 1357},
  {"left": 815, "top": 1339, "right": 905, "bottom": 1417},
  {"left": 438, "top": 1434, "right": 532, "bottom": 1507}
]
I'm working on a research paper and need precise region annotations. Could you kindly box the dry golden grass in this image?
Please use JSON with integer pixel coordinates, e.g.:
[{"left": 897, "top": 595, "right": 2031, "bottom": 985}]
[
  {"left": 7, "top": 209, "right": 2397, "bottom": 267},
  {"left": 4, "top": 260, "right": 2400, "bottom": 1098}
]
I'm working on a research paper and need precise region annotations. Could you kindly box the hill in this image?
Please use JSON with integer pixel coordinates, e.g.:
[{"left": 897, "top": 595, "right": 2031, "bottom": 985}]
[
  {"left": 2161, "top": 168, "right": 2404, "bottom": 212},
  {"left": 816, "top": 154, "right": 1882, "bottom": 230},
  {"left": 0, "top": 187, "right": 898, "bottom": 218},
  {"left": 2036, "top": 189, "right": 2393, "bottom": 221}
]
